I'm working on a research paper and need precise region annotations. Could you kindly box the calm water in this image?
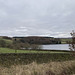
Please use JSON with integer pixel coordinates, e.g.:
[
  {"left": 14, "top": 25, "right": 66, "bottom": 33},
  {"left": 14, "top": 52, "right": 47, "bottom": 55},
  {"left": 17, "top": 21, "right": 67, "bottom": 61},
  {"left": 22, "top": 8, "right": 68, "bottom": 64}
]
[{"left": 42, "top": 44, "right": 70, "bottom": 51}]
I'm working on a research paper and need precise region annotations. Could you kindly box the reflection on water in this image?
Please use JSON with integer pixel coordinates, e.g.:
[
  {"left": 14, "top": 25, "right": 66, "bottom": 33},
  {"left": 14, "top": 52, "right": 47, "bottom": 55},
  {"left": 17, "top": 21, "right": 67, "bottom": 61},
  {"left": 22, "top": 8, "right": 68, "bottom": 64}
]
[{"left": 42, "top": 44, "right": 70, "bottom": 51}]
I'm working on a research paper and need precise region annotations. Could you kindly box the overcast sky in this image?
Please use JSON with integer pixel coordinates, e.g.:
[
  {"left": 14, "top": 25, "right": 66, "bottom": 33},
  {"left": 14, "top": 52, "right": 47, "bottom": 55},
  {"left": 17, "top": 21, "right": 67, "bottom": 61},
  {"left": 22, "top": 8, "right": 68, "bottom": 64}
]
[{"left": 0, "top": 0, "right": 75, "bottom": 37}]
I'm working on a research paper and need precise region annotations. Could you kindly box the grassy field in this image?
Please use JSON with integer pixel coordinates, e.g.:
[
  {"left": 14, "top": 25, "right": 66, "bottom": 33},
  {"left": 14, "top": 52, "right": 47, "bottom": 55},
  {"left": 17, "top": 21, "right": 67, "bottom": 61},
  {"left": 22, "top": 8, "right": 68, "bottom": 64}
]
[
  {"left": 0, "top": 47, "right": 75, "bottom": 75},
  {"left": 0, "top": 47, "right": 70, "bottom": 53},
  {"left": 0, "top": 60, "right": 75, "bottom": 75},
  {"left": 60, "top": 38, "right": 72, "bottom": 44},
  {"left": 0, "top": 53, "right": 75, "bottom": 75},
  {"left": 0, "top": 53, "right": 75, "bottom": 66},
  {"left": 0, "top": 37, "right": 13, "bottom": 43}
]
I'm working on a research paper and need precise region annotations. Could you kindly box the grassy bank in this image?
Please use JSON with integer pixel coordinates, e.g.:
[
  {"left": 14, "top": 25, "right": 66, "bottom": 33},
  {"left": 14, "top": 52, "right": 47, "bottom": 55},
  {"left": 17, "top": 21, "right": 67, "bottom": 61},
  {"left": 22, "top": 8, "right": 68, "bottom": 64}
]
[
  {"left": 0, "top": 60, "right": 75, "bottom": 75},
  {"left": 0, "top": 53, "right": 75, "bottom": 67},
  {"left": 0, "top": 48, "right": 75, "bottom": 75},
  {"left": 0, "top": 48, "right": 70, "bottom": 53}
]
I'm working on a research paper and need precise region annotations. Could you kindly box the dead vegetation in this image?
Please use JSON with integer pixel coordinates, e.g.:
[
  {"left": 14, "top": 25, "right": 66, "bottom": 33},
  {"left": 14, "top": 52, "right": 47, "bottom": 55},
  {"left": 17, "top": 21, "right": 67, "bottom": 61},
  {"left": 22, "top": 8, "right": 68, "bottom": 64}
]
[{"left": 0, "top": 60, "right": 75, "bottom": 75}]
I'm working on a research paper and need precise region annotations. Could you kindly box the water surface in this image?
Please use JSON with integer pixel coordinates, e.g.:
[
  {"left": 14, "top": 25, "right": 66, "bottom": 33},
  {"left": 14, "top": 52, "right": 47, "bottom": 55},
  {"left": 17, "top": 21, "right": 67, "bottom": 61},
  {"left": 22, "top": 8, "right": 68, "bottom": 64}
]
[{"left": 42, "top": 44, "right": 70, "bottom": 51}]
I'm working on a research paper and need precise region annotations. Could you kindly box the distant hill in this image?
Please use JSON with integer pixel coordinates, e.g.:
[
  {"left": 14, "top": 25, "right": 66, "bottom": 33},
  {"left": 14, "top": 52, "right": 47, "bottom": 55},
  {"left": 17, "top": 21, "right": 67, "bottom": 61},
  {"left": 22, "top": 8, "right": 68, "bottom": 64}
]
[
  {"left": 0, "top": 36, "right": 72, "bottom": 44},
  {"left": 55, "top": 38, "right": 72, "bottom": 44},
  {"left": 0, "top": 36, "right": 13, "bottom": 44},
  {"left": 0, "top": 36, "right": 12, "bottom": 40},
  {"left": 13, "top": 36, "right": 61, "bottom": 44}
]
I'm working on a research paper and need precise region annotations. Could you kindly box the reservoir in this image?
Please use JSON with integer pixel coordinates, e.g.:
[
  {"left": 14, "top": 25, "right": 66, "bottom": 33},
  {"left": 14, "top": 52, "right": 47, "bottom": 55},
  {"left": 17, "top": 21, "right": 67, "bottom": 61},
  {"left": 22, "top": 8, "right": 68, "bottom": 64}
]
[{"left": 42, "top": 44, "right": 70, "bottom": 51}]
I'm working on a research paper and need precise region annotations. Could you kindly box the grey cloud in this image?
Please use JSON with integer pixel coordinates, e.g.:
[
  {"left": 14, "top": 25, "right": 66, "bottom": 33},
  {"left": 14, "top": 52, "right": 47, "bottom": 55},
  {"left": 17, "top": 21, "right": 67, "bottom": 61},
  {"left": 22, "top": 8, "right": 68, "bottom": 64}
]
[{"left": 0, "top": 0, "right": 75, "bottom": 37}]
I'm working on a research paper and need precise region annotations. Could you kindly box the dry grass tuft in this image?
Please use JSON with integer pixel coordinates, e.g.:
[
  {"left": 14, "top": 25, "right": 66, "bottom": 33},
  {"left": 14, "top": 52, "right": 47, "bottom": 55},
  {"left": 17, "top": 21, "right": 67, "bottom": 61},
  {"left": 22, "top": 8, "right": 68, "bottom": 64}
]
[{"left": 0, "top": 60, "right": 75, "bottom": 75}]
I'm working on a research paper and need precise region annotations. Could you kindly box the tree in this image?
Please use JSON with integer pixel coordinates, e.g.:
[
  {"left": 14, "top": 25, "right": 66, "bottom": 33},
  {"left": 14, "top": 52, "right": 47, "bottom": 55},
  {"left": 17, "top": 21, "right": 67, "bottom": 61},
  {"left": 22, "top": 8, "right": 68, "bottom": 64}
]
[
  {"left": 69, "top": 30, "right": 75, "bottom": 51},
  {"left": 23, "top": 43, "right": 30, "bottom": 50},
  {"left": 69, "top": 30, "right": 75, "bottom": 56},
  {"left": 19, "top": 42, "right": 30, "bottom": 50},
  {"left": 0, "top": 39, "right": 6, "bottom": 47},
  {"left": 12, "top": 39, "right": 19, "bottom": 53},
  {"left": 30, "top": 44, "right": 42, "bottom": 50}
]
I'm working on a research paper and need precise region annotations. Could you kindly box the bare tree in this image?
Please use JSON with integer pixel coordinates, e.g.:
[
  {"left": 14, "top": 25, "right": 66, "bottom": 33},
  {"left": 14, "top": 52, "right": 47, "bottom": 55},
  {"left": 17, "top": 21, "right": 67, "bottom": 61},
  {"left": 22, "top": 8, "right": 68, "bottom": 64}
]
[
  {"left": 69, "top": 30, "right": 75, "bottom": 51},
  {"left": 30, "top": 44, "right": 42, "bottom": 50}
]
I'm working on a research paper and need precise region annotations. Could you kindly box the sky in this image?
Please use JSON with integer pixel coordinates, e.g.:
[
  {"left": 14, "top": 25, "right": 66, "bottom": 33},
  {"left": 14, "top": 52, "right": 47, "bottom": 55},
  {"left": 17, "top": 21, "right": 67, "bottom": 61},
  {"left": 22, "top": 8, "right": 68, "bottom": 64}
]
[{"left": 0, "top": 0, "right": 75, "bottom": 37}]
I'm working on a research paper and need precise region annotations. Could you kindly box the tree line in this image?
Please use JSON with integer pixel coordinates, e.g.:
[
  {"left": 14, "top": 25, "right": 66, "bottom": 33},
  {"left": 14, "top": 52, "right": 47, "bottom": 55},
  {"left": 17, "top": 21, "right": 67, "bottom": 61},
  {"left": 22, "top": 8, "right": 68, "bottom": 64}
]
[{"left": 0, "top": 39, "right": 42, "bottom": 50}]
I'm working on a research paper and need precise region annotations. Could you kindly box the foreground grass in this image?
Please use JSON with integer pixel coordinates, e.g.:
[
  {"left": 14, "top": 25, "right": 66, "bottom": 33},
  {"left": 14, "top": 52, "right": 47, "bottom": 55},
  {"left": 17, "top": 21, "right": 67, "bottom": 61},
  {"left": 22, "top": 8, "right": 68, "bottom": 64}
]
[
  {"left": 0, "top": 48, "right": 70, "bottom": 53},
  {"left": 0, "top": 53, "right": 75, "bottom": 67},
  {"left": 0, "top": 48, "right": 75, "bottom": 75},
  {"left": 0, "top": 60, "right": 75, "bottom": 75}
]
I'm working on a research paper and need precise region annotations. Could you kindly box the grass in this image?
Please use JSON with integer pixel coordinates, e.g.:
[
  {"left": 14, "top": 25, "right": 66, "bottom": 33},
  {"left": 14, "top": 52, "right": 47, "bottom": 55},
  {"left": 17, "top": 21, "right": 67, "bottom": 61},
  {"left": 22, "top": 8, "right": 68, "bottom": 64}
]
[
  {"left": 0, "top": 47, "right": 75, "bottom": 75},
  {"left": 0, "top": 60, "right": 75, "bottom": 75},
  {"left": 0, "top": 37, "right": 75, "bottom": 75},
  {"left": 3, "top": 39, "right": 13, "bottom": 44},
  {"left": 0, "top": 53, "right": 75, "bottom": 67},
  {"left": 0, "top": 48, "right": 16, "bottom": 53},
  {"left": 60, "top": 38, "right": 72, "bottom": 44},
  {"left": 0, "top": 47, "right": 70, "bottom": 53},
  {"left": 0, "top": 38, "right": 13, "bottom": 44}
]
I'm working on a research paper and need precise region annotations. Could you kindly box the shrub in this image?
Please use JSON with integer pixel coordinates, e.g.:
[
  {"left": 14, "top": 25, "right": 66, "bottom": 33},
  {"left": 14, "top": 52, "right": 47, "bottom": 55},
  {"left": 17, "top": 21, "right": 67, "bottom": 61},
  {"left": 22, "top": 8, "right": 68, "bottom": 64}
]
[
  {"left": 0, "top": 39, "right": 6, "bottom": 47},
  {"left": 30, "top": 44, "right": 42, "bottom": 50},
  {"left": 69, "top": 30, "right": 75, "bottom": 51}
]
